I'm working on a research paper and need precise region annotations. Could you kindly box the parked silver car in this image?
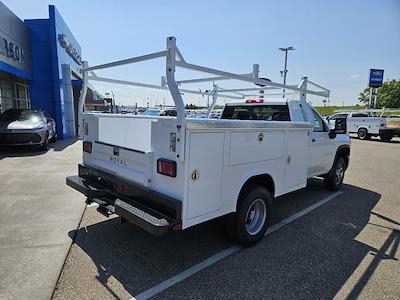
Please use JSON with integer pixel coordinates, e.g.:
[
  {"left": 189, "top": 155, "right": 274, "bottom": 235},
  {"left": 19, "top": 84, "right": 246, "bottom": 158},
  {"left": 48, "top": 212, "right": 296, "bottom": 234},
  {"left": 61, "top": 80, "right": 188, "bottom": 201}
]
[{"left": 0, "top": 109, "right": 57, "bottom": 149}]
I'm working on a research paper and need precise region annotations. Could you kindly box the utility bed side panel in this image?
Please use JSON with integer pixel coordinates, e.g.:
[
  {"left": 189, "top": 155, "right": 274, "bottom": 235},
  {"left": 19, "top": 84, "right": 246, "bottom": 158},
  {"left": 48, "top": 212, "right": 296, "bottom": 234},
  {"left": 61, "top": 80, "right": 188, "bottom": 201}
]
[{"left": 229, "top": 130, "right": 285, "bottom": 165}]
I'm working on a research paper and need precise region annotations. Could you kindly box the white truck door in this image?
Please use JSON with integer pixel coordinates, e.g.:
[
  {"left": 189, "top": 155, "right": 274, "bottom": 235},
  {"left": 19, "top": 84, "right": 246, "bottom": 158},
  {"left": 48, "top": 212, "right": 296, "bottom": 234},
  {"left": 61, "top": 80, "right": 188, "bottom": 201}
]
[
  {"left": 308, "top": 109, "right": 334, "bottom": 176},
  {"left": 187, "top": 132, "right": 224, "bottom": 219}
]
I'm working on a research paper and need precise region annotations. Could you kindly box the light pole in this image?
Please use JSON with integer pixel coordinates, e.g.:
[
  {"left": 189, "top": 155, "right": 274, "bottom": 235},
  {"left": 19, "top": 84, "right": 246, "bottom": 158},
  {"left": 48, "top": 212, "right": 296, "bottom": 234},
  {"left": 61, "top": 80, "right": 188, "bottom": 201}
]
[{"left": 279, "top": 47, "right": 295, "bottom": 98}]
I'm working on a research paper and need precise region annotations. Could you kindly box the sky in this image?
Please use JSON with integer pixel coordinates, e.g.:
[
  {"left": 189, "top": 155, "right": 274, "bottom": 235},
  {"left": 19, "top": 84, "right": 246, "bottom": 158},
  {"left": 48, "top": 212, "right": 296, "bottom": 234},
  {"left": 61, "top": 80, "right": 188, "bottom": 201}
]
[{"left": 3, "top": 0, "right": 400, "bottom": 107}]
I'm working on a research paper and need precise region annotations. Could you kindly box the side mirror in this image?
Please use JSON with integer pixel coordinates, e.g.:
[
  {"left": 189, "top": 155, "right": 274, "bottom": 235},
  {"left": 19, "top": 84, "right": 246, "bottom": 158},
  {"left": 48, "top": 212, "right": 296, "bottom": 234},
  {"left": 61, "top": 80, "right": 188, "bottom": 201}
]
[
  {"left": 329, "top": 117, "right": 347, "bottom": 139},
  {"left": 334, "top": 117, "right": 347, "bottom": 134}
]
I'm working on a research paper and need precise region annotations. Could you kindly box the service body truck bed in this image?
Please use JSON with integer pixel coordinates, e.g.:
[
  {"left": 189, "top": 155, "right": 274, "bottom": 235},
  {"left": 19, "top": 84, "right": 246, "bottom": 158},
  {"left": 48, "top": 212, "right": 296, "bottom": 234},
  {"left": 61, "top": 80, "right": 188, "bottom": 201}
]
[{"left": 67, "top": 37, "right": 350, "bottom": 246}]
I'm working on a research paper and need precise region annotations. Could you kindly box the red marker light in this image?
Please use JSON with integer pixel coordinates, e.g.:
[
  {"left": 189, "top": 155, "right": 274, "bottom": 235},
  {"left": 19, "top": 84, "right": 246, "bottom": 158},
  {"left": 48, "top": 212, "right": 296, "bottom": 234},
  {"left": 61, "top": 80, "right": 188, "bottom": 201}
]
[
  {"left": 173, "top": 223, "right": 182, "bottom": 231},
  {"left": 83, "top": 141, "right": 92, "bottom": 153},
  {"left": 157, "top": 159, "right": 177, "bottom": 177}
]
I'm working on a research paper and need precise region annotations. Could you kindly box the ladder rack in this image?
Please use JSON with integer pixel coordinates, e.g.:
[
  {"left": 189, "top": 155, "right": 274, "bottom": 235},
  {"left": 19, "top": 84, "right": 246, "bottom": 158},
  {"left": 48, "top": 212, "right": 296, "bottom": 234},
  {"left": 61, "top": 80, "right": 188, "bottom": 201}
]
[{"left": 78, "top": 36, "right": 330, "bottom": 161}]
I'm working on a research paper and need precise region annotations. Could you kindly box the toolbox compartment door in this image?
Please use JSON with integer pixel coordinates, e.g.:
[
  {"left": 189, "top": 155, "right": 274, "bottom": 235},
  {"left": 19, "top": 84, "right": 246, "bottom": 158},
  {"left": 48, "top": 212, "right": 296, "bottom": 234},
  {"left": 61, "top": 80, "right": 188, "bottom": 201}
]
[{"left": 187, "top": 132, "right": 224, "bottom": 219}]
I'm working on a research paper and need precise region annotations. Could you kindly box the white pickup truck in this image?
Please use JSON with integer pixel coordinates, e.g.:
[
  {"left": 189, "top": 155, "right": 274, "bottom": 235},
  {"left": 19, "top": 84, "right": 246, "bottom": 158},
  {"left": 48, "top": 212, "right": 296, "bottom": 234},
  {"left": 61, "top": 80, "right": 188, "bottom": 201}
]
[
  {"left": 67, "top": 37, "right": 351, "bottom": 246},
  {"left": 327, "top": 109, "right": 400, "bottom": 141}
]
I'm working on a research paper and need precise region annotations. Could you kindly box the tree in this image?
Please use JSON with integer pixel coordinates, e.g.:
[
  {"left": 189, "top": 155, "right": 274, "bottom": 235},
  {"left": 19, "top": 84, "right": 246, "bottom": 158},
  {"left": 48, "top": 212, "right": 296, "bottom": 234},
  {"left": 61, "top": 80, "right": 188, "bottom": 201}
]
[{"left": 359, "top": 79, "right": 400, "bottom": 108}]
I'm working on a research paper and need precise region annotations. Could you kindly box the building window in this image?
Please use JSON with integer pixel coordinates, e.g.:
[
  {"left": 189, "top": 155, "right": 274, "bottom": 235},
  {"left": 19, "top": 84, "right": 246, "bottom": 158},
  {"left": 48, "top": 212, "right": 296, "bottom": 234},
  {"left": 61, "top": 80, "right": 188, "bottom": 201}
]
[{"left": 0, "top": 73, "right": 30, "bottom": 113}]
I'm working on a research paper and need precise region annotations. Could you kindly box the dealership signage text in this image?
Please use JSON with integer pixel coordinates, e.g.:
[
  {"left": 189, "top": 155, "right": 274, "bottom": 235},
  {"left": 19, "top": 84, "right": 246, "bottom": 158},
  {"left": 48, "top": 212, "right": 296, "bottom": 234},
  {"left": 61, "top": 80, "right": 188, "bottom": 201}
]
[
  {"left": 58, "top": 34, "right": 82, "bottom": 65},
  {"left": 0, "top": 36, "right": 25, "bottom": 64}
]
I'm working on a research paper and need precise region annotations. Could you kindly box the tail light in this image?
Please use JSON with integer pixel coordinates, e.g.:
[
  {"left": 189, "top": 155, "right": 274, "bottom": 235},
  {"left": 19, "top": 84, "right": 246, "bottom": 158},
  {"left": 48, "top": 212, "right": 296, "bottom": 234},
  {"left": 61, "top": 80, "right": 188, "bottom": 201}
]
[
  {"left": 83, "top": 141, "right": 92, "bottom": 153},
  {"left": 157, "top": 159, "right": 177, "bottom": 177}
]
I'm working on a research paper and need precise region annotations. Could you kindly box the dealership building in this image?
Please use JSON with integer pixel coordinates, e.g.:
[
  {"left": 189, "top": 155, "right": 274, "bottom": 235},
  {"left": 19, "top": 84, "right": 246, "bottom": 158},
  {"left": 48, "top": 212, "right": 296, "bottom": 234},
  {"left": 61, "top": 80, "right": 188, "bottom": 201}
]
[{"left": 0, "top": 2, "right": 90, "bottom": 139}]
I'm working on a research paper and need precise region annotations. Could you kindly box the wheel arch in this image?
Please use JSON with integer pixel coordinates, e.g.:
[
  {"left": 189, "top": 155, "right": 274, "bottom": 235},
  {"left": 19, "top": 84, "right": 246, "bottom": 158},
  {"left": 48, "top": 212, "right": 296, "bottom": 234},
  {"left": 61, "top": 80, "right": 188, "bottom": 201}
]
[
  {"left": 235, "top": 173, "right": 275, "bottom": 211},
  {"left": 335, "top": 145, "right": 350, "bottom": 169},
  {"left": 357, "top": 126, "right": 369, "bottom": 133}
]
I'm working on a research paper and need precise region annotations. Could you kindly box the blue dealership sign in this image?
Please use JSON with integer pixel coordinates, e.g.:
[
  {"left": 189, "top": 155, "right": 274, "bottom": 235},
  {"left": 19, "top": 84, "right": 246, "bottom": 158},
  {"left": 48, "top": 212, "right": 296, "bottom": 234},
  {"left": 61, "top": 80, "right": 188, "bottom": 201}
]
[{"left": 369, "top": 69, "right": 384, "bottom": 88}]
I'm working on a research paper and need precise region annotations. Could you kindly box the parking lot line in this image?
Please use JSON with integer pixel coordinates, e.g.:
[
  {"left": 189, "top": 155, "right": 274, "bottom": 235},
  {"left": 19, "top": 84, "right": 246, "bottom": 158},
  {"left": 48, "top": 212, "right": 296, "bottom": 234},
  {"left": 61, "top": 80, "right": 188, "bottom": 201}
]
[{"left": 133, "top": 191, "right": 343, "bottom": 300}]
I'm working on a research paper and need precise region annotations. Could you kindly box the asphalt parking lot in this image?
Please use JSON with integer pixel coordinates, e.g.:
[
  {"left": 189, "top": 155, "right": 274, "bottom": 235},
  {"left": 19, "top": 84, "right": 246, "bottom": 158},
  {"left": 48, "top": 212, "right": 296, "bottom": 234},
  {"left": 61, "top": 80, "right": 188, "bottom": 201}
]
[
  {"left": 1, "top": 137, "right": 399, "bottom": 300},
  {"left": 54, "top": 137, "right": 399, "bottom": 300}
]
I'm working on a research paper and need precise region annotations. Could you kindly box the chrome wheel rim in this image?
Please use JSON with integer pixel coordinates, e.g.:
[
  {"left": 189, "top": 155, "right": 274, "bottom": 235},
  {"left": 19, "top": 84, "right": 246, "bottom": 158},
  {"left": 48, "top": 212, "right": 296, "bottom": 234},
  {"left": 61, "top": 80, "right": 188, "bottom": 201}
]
[
  {"left": 245, "top": 199, "right": 266, "bottom": 235},
  {"left": 335, "top": 163, "right": 344, "bottom": 185}
]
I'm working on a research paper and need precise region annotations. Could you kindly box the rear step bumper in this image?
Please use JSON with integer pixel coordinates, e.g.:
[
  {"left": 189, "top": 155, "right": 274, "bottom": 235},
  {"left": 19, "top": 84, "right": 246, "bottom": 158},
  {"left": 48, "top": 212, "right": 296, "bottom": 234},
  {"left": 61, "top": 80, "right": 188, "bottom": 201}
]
[{"left": 66, "top": 175, "right": 179, "bottom": 236}]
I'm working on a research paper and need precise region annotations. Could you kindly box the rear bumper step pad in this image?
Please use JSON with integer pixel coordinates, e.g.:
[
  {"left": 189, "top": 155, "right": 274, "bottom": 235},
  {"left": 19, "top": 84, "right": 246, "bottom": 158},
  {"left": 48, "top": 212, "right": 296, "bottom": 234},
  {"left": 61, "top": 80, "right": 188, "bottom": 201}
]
[{"left": 66, "top": 175, "right": 177, "bottom": 236}]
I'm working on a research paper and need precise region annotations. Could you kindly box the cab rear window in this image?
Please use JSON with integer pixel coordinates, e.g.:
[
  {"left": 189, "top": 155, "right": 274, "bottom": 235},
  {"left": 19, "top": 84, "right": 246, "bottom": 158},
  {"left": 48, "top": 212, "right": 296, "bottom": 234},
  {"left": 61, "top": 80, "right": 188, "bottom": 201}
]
[{"left": 221, "top": 105, "right": 290, "bottom": 121}]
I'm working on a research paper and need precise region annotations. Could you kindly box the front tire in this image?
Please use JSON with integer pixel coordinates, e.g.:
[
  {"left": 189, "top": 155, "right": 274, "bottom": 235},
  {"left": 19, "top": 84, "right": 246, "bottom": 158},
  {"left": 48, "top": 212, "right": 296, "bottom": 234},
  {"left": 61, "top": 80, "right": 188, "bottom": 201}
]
[
  {"left": 324, "top": 157, "right": 346, "bottom": 191},
  {"left": 41, "top": 133, "right": 49, "bottom": 150},
  {"left": 357, "top": 128, "right": 369, "bottom": 140},
  {"left": 49, "top": 134, "right": 57, "bottom": 143},
  {"left": 226, "top": 185, "right": 272, "bottom": 247}
]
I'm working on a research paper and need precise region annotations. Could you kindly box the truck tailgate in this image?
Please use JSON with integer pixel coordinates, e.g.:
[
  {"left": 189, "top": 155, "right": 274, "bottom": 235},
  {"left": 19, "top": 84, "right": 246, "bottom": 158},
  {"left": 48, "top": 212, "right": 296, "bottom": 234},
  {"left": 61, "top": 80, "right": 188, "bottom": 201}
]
[{"left": 89, "top": 141, "right": 153, "bottom": 188}]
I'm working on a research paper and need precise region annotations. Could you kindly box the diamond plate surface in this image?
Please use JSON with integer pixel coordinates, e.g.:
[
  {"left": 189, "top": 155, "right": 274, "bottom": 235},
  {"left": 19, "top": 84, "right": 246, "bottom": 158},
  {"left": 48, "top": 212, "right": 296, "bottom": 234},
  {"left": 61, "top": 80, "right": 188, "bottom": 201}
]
[{"left": 186, "top": 119, "right": 313, "bottom": 130}]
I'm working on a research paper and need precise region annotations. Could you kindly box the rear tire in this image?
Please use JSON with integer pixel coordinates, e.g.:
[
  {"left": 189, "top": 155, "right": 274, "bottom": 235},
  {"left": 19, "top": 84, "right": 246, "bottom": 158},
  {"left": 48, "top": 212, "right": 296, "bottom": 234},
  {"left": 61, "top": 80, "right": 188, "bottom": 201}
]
[
  {"left": 357, "top": 128, "right": 369, "bottom": 140},
  {"left": 380, "top": 134, "right": 393, "bottom": 142},
  {"left": 226, "top": 185, "right": 272, "bottom": 247},
  {"left": 324, "top": 156, "right": 346, "bottom": 191}
]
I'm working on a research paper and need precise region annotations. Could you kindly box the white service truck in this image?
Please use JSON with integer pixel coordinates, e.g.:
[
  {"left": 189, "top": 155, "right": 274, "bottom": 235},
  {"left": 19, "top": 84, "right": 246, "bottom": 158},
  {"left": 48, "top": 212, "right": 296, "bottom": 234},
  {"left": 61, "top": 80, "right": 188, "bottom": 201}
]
[
  {"left": 67, "top": 37, "right": 351, "bottom": 246},
  {"left": 327, "top": 109, "right": 400, "bottom": 141}
]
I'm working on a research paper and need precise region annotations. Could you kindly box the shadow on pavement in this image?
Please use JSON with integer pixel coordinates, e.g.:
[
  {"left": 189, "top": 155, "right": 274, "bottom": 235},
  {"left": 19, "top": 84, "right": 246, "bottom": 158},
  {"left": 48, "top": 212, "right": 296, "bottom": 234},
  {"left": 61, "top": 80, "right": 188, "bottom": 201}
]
[
  {"left": 0, "top": 145, "right": 47, "bottom": 160},
  {"left": 50, "top": 137, "right": 78, "bottom": 151},
  {"left": 0, "top": 137, "right": 78, "bottom": 160},
  {"left": 346, "top": 219, "right": 399, "bottom": 299},
  {"left": 61, "top": 179, "right": 396, "bottom": 299}
]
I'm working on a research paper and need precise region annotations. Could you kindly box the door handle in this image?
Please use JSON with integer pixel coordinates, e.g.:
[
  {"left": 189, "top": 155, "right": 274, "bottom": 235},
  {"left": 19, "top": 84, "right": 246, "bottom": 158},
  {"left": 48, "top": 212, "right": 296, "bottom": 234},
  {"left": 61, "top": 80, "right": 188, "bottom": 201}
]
[{"left": 312, "top": 138, "right": 316, "bottom": 142}]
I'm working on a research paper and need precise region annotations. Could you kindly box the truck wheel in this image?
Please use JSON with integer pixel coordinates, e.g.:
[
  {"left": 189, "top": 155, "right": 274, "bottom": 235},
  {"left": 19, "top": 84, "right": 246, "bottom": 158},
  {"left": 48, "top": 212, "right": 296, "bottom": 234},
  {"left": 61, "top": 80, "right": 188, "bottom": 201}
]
[
  {"left": 226, "top": 185, "right": 272, "bottom": 247},
  {"left": 380, "top": 134, "right": 393, "bottom": 142},
  {"left": 357, "top": 128, "right": 369, "bottom": 140},
  {"left": 324, "top": 157, "right": 346, "bottom": 191}
]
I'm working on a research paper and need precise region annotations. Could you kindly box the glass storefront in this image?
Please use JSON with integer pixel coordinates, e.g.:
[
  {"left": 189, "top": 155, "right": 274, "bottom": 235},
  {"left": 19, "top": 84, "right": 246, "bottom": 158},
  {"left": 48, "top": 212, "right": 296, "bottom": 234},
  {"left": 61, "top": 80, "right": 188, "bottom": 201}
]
[{"left": 0, "top": 71, "right": 30, "bottom": 113}]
